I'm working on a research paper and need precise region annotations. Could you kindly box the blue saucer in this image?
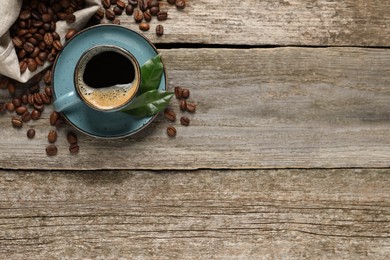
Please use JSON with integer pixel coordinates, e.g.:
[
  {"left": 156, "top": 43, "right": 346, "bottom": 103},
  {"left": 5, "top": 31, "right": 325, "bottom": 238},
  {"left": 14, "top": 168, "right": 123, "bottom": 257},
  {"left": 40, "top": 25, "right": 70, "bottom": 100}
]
[{"left": 52, "top": 25, "right": 166, "bottom": 138}]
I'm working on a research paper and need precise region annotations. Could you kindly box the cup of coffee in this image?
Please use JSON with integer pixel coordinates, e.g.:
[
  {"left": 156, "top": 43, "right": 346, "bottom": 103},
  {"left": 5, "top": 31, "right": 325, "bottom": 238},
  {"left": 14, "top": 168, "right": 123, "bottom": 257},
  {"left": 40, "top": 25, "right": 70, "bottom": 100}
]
[{"left": 54, "top": 45, "right": 141, "bottom": 112}]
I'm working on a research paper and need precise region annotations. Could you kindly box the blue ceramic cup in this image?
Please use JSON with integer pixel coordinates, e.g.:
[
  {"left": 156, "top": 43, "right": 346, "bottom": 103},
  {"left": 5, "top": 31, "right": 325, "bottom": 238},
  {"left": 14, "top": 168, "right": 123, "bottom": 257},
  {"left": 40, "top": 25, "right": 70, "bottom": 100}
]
[{"left": 54, "top": 45, "right": 141, "bottom": 113}]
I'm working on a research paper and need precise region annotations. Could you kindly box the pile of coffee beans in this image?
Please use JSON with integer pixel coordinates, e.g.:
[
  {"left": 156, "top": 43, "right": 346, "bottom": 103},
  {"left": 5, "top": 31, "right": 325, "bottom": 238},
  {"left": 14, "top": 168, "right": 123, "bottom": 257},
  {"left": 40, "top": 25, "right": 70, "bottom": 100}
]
[
  {"left": 164, "top": 86, "right": 196, "bottom": 137},
  {"left": 11, "top": 0, "right": 85, "bottom": 73},
  {"left": 94, "top": 0, "right": 186, "bottom": 36}
]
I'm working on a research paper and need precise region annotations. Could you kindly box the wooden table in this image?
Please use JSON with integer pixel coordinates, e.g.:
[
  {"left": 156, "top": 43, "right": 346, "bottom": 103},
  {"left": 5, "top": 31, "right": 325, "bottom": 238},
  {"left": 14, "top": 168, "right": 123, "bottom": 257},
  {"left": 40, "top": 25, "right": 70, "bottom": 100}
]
[{"left": 1, "top": 1, "right": 390, "bottom": 258}]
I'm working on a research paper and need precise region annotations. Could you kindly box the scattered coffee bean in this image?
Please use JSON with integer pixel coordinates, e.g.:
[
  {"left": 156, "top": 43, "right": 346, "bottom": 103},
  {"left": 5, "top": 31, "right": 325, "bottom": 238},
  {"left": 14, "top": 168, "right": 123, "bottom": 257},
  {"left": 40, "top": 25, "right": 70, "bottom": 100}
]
[
  {"left": 53, "top": 40, "right": 63, "bottom": 51},
  {"left": 144, "top": 11, "right": 152, "bottom": 22},
  {"left": 134, "top": 9, "right": 143, "bottom": 23},
  {"left": 174, "top": 86, "right": 183, "bottom": 99},
  {"left": 31, "top": 109, "right": 41, "bottom": 120},
  {"left": 33, "top": 103, "right": 45, "bottom": 111},
  {"left": 167, "top": 0, "right": 176, "bottom": 4},
  {"left": 69, "top": 143, "right": 80, "bottom": 154},
  {"left": 41, "top": 93, "right": 51, "bottom": 104},
  {"left": 102, "top": 0, "right": 111, "bottom": 8},
  {"left": 27, "top": 128, "right": 36, "bottom": 139},
  {"left": 65, "top": 28, "right": 77, "bottom": 40},
  {"left": 180, "top": 116, "right": 190, "bottom": 126},
  {"left": 157, "top": 11, "right": 168, "bottom": 21},
  {"left": 12, "top": 116, "right": 23, "bottom": 128},
  {"left": 50, "top": 111, "right": 60, "bottom": 125},
  {"left": 12, "top": 98, "right": 22, "bottom": 107},
  {"left": 21, "top": 111, "right": 31, "bottom": 122},
  {"left": 139, "top": 22, "right": 150, "bottom": 31},
  {"left": 167, "top": 126, "right": 177, "bottom": 137},
  {"left": 46, "top": 144, "right": 58, "bottom": 156},
  {"left": 125, "top": 4, "right": 134, "bottom": 15},
  {"left": 186, "top": 102, "right": 197, "bottom": 113},
  {"left": 164, "top": 108, "right": 176, "bottom": 121},
  {"left": 67, "top": 132, "right": 78, "bottom": 144},
  {"left": 175, "top": 0, "right": 186, "bottom": 9},
  {"left": 116, "top": 0, "right": 126, "bottom": 9},
  {"left": 44, "top": 86, "right": 53, "bottom": 97},
  {"left": 15, "top": 106, "right": 27, "bottom": 115},
  {"left": 106, "top": 8, "right": 115, "bottom": 20},
  {"left": 182, "top": 89, "right": 190, "bottom": 99},
  {"left": 34, "top": 92, "right": 43, "bottom": 105},
  {"left": 113, "top": 6, "right": 123, "bottom": 15},
  {"left": 155, "top": 24, "right": 164, "bottom": 36},
  {"left": 179, "top": 99, "right": 187, "bottom": 110},
  {"left": 6, "top": 102, "right": 15, "bottom": 112},
  {"left": 27, "top": 94, "right": 35, "bottom": 105},
  {"left": 48, "top": 130, "right": 58, "bottom": 143},
  {"left": 128, "top": 0, "right": 138, "bottom": 6},
  {"left": 65, "top": 14, "right": 76, "bottom": 23}
]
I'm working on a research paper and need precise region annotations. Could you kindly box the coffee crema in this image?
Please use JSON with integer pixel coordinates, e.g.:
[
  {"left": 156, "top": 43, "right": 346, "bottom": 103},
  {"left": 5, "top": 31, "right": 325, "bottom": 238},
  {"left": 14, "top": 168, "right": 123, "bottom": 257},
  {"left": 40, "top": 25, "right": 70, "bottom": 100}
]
[{"left": 75, "top": 46, "right": 140, "bottom": 111}]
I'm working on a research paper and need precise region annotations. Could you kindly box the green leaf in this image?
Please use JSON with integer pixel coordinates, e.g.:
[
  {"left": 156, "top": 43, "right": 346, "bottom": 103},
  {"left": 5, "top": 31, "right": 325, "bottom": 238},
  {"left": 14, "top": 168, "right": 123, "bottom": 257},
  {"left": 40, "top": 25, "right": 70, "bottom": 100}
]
[
  {"left": 121, "top": 90, "right": 174, "bottom": 117},
  {"left": 140, "top": 54, "right": 164, "bottom": 93}
]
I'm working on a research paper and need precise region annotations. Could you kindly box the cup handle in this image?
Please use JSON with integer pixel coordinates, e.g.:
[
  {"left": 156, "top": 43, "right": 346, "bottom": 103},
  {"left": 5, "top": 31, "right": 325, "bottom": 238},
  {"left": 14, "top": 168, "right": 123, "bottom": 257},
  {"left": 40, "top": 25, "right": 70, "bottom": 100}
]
[{"left": 53, "top": 91, "right": 81, "bottom": 112}]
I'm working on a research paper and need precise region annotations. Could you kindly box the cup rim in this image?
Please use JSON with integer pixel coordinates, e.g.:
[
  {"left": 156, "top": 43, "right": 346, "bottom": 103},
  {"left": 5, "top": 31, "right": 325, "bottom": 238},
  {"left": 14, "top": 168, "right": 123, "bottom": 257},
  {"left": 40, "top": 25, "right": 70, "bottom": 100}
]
[{"left": 73, "top": 44, "right": 141, "bottom": 112}]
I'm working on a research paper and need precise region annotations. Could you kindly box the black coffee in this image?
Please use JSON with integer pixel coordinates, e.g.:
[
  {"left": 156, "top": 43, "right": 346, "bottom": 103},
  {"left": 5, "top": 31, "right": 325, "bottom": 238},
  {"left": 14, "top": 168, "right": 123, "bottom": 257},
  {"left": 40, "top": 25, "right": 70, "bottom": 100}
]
[{"left": 83, "top": 51, "right": 136, "bottom": 89}]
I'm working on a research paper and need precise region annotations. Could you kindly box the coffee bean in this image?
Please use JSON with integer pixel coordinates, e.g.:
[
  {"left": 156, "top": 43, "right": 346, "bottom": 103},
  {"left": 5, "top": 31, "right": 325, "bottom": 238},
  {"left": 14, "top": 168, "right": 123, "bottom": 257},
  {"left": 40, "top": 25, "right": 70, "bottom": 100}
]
[
  {"left": 27, "top": 128, "right": 36, "bottom": 139},
  {"left": 179, "top": 99, "right": 187, "bottom": 110},
  {"left": 42, "top": 13, "right": 53, "bottom": 23},
  {"left": 125, "top": 4, "right": 134, "bottom": 15},
  {"left": 66, "top": 13, "right": 76, "bottom": 23},
  {"left": 34, "top": 103, "right": 44, "bottom": 111},
  {"left": 21, "top": 94, "right": 28, "bottom": 105},
  {"left": 175, "top": 0, "right": 186, "bottom": 9},
  {"left": 180, "top": 116, "right": 190, "bottom": 126},
  {"left": 157, "top": 11, "right": 168, "bottom": 21},
  {"left": 149, "top": 6, "right": 159, "bottom": 16},
  {"left": 164, "top": 108, "right": 176, "bottom": 121},
  {"left": 138, "top": 0, "right": 148, "bottom": 11},
  {"left": 12, "top": 98, "right": 22, "bottom": 107},
  {"left": 67, "top": 132, "right": 78, "bottom": 144},
  {"left": 12, "top": 37, "right": 24, "bottom": 48},
  {"left": 46, "top": 144, "right": 58, "bottom": 156},
  {"left": 44, "top": 86, "right": 53, "bottom": 97},
  {"left": 155, "top": 24, "right": 164, "bottom": 36},
  {"left": 22, "top": 111, "right": 31, "bottom": 122},
  {"left": 69, "top": 143, "right": 80, "bottom": 154},
  {"left": 174, "top": 86, "right": 183, "bottom": 99},
  {"left": 41, "top": 93, "right": 51, "bottom": 104},
  {"left": 55, "top": 118, "right": 66, "bottom": 128},
  {"left": 144, "top": 11, "right": 152, "bottom": 22},
  {"left": 34, "top": 93, "right": 43, "bottom": 105},
  {"left": 102, "top": 0, "right": 111, "bottom": 8},
  {"left": 139, "top": 22, "right": 150, "bottom": 31},
  {"left": 12, "top": 116, "right": 23, "bottom": 128},
  {"left": 167, "top": 0, "right": 176, "bottom": 4},
  {"left": 15, "top": 106, "right": 27, "bottom": 115},
  {"left": 186, "top": 102, "right": 197, "bottom": 113},
  {"left": 31, "top": 109, "right": 41, "bottom": 120},
  {"left": 117, "top": 0, "right": 126, "bottom": 8},
  {"left": 60, "top": 0, "right": 71, "bottom": 9},
  {"left": 19, "top": 10, "right": 31, "bottom": 20},
  {"left": 182, "top": 88, "right": 190, "bottom": 99},
  {"left": 106, "top": 8, "right": 115, "bottom": 20},
  {"left": 167, "top": 126, "right": 177, "bottom": 137},
  {"left": 44, "top": 32, "right": 54, "bottom": 46},
  {"left": 52, "top": 32, "right": 61, "bottom": 41},
  {"left": 35, "top": 56, "right": 44, "bottom": 66},
  {"left": 23, "top": 42, "right": 35, "bottom": 53},
  {"left": 6, "top": 102, "right": 15, "bottom": 112},
  {"left": 128, "top": 0, "right": 138, "bottom": 6},
  {"left": 134, "top": 10, "right": 143, "bottom": 23},
  {"left": 43, "top": 70, "right": 52, "bottom": 85},
  {"left": 19, "top": 60, "right": 27, "bottom": 73},
  {"left": 27, "top": 59, "right": 38, "bottom": 72},
  {"left": 113, "top": 6, "right": 123, "bottom": 15},
  {"left": 27, "top": 37, "right": 39, "bottom": 46},
  {"left": 48, "top": 130, "right": 58, "bottom": 143},
  {"left": 53, "top": 40, "right": 63, "bottom": 51},
  {"left": 148, "top": 0, "right": 159, "bottom": 8},
  {"left": 27, "top": 94, "right": 34, "bottom": 105},
  {"left": 49, "top": 111, "right": 59, "bottom": 126}
]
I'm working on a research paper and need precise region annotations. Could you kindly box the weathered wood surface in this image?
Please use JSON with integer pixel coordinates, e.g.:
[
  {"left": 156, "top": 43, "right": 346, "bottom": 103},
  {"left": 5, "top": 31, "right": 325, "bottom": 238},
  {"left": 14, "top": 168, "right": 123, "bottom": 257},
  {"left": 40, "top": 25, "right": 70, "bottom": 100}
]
[
  {"left": 1, "top": 47, "right": 389, "bottom": 170},
  {"left": 0, "top": 169, "right": 389, "bottom": 259},
  {"left": 119, "top": 0, "right": 390, "bottom": 46}
]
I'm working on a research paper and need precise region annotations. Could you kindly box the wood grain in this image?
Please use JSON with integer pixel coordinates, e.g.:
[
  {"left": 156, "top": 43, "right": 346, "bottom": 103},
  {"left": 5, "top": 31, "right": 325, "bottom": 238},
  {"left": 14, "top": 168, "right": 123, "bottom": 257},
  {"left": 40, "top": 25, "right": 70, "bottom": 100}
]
[
  {"left": 1, "top": 47, "right": 389, "bottom": 170},
  {"left": 0, "top": 169, "right": 389, "bottom": 259},
  {"left": 118, "top": 0, "right": 390, "bottom": 46}
]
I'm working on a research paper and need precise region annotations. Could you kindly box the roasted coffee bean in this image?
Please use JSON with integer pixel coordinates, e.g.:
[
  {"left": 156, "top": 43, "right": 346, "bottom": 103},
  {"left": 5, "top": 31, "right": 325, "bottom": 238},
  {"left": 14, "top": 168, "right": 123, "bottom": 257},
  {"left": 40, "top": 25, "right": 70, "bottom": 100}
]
[
  {"left": 186, "top": 102, "right": 197, "bottom": 113},
  {"left": 164, "top": 108, "right": 176, "bottom": 121},
  {"left": 33, "top": 103, "right": 44, "bottom": 111},
  {"left": 55, "top": 118, "right": 66, "bottom": 128},
  {"left": 48, "top": 130, "right": 58, "bottom": 143},
  {"left": 48, "top": 112, "right": 59, "bottom": 126},
  {"left": 20, "top": 60, "right": 28, "bottom": 73},
  {"left": 21, "top": 94, "right": 28, "bottom": 105},
  {"left": 19, "top": 10, "right": 31, "bottom": 20},
  {"left": 113, "top": 6, "right": 123, "bottom": 15},
  {"left": 64, "top": 28, "right": 77, "bottom": 40},
  {"left": 67, "top": 132, "right": 78, "bottom": 144},
  {"left": 60, "top": 0, "right": 71, "bottom": 9},
  {"left": 44, "top": 86, "right": 53, "bottom": 97},
  {"left": 27, "top": 128, "right": 35, "bottom": 139},
  {"left": 52, "top": 32, "right": 60, "bottom": 41},
  {"left": 134, "top": 10, "right": 143, "bottom": 23},
  {"left": 42, "top": 13, "right": 53, "bottom": 23},
  {"left": 175, "top": 0, "right": 186, "bottom": 9},
  {"left": 180, "top": 116, "right": 190, "bottom": 126},
  {"left": 167, "top": 0, "right": 176, "bottom": 4},
  {"left": 128, "top": 0, "right": 138, "bottom": 6},
  {"left": 35, "top": 56, "right": 43, "bottom": 66},
  {"left": 149, "top": 6, "right": 159, "bottom": 16},
  {"left": 105, "top": 8, "right": 115, "bottom": 20},
  {"left": 95, "top": 7, "right": 105, "bottom": 19},
  {"left": 139, "top": 22, "right": 150, "bottom": 31},
  {"left": 44, "top": 32, "right": 54, "bottom": 46},
  {"left": 138, "top": 0, "right": 148, "bottom": 11},
  {"left": 174, "top": 86, "right": 183, "bottom": 99},
  {"left": 155, "top": 24, "right": 164, "bottom": 36},
  {"left": 27, "top": 59, "right": 38, "bottom": 72},
  {"left": 125, "top": 4, "right": 134, "bottom": 15},
  {"left": 7, "top": 82, "right": 16, "bottom": 96},
  {"left": 117, "top": 0, "right": 126, "bottom": 8},
  {"left": 27, "top": 94, "right": 34, "bottom": 105},
  {"left": 23, "top": 42, "right": 35, "bottom": 53},
  {"left": 34, "top": 92, "right": 43, "bottom": 105},
  {"left": 12, "top": 37, "right": 24, "bottom": 48},
  {"left": 22, "top": 111, "right": 31, "bottom": 122},
  {"left": 41, "top": 93, "right": 51, "bottom": 104},
  {"left": 12, "top": 116, "right": 23, "bottom": 128},
  {"left": 31, "top": 109, "right": 41, "bottom": 120},
  {"left": 38, "top": 41, "right": 46, "bottom": 51},
  {"left": 179, "top": 99, "right": 187, "bottom": 110},
  {"left": 157, "top": 11, "right": 168, "bottom": 21},
  {"left": 53, "top": 40, "right": 63, "bottom": 51},
  {"left": 148, "top": 0, "right": 159, "bottom": 8},
  {"left": 38, "top": 51, "right": 48, "bottom": 62},
  {"left": 30, "top": 47, "right": 40, "bottom": 58},
  {"left": 102, "top": 0, "right": 111, "bottom": 8},
  {"left": 143, "top": 11, "right": 152, "bottom": 22},
  {"left": 15, "top": 106, "right": 27, "bottom": 115},
  {"left": 182, "top": 88, "right": 190, "bottom": 99},
  {"left": 12, "top": 98, "right": 22, "bottom": 107},
  {"left": 69, "top": 143, "right": 80, "bottom": 154},
  {"left": 167, "top": 126, "right": 177, "bottom": 137},
  {"left": 6, "top": 102, "right": 15, "bottom": 112},
  {"left": 27, "top": 37, "right": 39, "bottom": 46},
  {"left": 43, "top": 70, "right": 51, "bottom": 85},
  {"left": 66, "top": 14, "right": 76, "bottom": 23},
  {"left": 46, "top": 144, "right": 58, "bottom": 156},
  {"left": 57, "top": 11, "right": 68, "bottom": 20}
]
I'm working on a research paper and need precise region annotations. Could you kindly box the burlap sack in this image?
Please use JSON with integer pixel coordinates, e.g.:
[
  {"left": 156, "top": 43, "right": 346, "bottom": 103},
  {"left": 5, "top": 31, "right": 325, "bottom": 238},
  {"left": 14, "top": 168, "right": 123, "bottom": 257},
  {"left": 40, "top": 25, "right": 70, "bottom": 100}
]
[{"left": 0, "top": 0, "right": 100, "bottom": 83}]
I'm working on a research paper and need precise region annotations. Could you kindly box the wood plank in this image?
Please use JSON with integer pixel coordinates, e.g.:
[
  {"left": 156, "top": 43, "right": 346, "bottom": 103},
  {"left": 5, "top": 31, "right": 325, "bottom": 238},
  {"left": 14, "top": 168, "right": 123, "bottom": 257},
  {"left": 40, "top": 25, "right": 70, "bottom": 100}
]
[
  {"left": 118, "top": 0, "right": 390, "bottom": 46},
  {"left": 0, "top": 169, "right": 389, "bottom": 259},
  {"left": 1, "top": 47, "right": 390, "bottom": 170}
]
